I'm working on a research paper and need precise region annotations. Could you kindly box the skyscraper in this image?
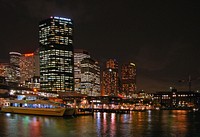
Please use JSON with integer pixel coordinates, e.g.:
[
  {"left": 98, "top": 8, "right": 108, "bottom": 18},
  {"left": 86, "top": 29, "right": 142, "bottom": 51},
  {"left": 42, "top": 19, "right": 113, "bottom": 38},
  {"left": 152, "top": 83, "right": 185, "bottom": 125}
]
[
  {"left": 121, "top": 62, "right": 136, "bottom": 97},
  {"left": 74, "top": 49, "right": 90, "bottom": 92},
  {"left": 39, "top": 16, "right": 74, "bottom": 93},
  {"left": 102, "top": 59, "right": 119, "bottom": 96},
  {"left": 80, "top": 58, "right": 100, "bottom": 96},
  {"left": 8, "top": 52, "right": 21, "bottom": 86},
  {"left": 20, "top": 53, "right": 35, "bottom": 86}
]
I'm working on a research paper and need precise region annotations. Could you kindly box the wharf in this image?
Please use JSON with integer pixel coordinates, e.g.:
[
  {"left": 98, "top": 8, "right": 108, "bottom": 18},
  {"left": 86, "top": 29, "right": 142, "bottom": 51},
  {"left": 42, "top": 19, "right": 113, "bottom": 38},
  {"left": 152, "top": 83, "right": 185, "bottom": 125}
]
[
  {"left": 79, "top": 108, "right": 130, "bottom": 114},
  {"left": 75, "top": 109, "right": 93, "bottom": 116}
]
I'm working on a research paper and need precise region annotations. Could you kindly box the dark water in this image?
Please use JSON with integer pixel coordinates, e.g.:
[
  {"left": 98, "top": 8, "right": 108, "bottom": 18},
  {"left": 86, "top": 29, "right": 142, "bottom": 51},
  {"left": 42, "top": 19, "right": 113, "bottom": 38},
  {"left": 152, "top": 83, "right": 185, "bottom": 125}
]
[{"left": 0, "top": 110, "right": 200, "bottom": 137}]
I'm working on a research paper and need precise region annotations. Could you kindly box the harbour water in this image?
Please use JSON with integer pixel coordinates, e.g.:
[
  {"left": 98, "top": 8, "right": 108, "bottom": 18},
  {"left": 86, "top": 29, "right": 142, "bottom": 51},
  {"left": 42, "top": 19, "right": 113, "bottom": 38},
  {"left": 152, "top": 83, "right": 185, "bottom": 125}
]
[{"left": 0, "top": 110, "right": 200, "bottom": 137}]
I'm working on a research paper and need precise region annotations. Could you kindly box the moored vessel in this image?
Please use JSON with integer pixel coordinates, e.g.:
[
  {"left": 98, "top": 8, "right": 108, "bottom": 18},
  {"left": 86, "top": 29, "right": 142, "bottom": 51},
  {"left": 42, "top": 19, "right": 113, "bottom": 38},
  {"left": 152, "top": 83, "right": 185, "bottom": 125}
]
[{"left": 1, "top": 99, "right": 74, "bottom": 117}]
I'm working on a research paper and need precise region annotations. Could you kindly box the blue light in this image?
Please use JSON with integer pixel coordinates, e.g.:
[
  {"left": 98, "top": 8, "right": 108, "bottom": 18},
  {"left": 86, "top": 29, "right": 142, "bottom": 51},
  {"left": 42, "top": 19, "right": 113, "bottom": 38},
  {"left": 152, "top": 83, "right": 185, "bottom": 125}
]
[{"left": 54, "top": 16, "right": 71, "bottom": 21}]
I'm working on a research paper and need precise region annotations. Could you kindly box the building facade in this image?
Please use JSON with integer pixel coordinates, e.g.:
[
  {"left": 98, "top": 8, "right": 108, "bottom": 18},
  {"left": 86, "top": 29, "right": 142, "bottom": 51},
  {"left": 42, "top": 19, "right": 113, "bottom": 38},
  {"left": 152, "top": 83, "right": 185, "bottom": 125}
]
[
  {"left": 39, "top": 16, "right": 74, "bottom": 93},
  {"left": 0, "top": 63, "right": 10, "bottom": 86},
  {"left": 20, "top": 53, "right": 35, "bottom": 86},
  {"left": 153, "top": 88, "right": 200, "bottom": 108},
  {"left": 74, "top": 49, "right": 90, "bottom": 92},
  {"left": 102, "top": 59, "right": 119, "bottom": 96},
  {"left": 34, "top": 49, "right": 40, "bottom": 77},
  {"left": 7, "top": 52, "right": 21, "bottom": 86},
  {"left": 121, "top": 62, "right": 136, "bottom": 97},
  {"left": 80, "top": 58, "right": 100, "bottom": 96},
  {"left": 19, "top": 51, "right": 40, "bottom": 89},
  {"left": 0, "top": 63, "right": 9, "bottom": 79}
]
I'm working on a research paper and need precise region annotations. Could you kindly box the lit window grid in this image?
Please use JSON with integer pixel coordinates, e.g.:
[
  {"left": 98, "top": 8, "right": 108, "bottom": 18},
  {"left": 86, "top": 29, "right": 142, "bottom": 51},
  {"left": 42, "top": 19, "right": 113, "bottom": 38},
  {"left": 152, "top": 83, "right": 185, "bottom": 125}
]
[
  {"left": 79, "top": 59, "right": 100, "bottom": 95},
  {"left": 39, "top": 17, "right": 74, "bottom": 92},
  {"left": 20, "top": 54, "right": 35, "bottom": 86},
  {"left": 121, "top": 63, "right": 136, "bottom": 93},
  {"left": 102, "top": 69, "right": 119, "bottom": 96}
]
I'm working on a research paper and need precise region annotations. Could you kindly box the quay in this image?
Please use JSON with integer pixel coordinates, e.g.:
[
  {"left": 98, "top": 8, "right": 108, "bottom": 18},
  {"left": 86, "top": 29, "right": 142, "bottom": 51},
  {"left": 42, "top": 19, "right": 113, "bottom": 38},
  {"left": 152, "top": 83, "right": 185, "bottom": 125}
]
[
  {"left": 74, "top": 108, "right": 93, "bottom": 116},
  {"left": 79, "top": 108, "right": 130, "bottom": 114}
]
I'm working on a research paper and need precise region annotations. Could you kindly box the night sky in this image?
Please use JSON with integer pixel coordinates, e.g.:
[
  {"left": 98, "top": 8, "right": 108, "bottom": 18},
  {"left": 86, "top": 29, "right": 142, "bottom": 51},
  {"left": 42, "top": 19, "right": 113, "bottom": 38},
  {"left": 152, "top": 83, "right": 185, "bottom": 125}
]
[{"left": 0, "top": 0, "right": 200, "bottom": 92}]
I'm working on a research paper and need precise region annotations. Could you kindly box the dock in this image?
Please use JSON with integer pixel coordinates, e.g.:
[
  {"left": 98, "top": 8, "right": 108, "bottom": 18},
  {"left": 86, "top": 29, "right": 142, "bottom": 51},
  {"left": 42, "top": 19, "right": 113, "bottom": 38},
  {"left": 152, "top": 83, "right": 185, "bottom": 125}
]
[
  {"left": 78, "top": 108, "right": 130, "bottom": 114},
  {"left": 74, "top": 108, "right": 93, "bottom": 116}
]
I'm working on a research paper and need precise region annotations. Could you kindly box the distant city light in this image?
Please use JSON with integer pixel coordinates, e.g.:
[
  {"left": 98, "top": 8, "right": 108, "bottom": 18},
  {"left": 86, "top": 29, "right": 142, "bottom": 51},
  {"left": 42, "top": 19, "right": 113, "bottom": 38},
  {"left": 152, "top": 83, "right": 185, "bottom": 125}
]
[
  {"left": 25, "top": 53, "right": 34, "bottom": 57},
  {"left": 9, "top": 52, "right": 21, "bottom": 56},
  {"left": 130, "top": 63, "right": 135, "bottom": 66},
  {"left": 54, "top": 16, "right": 71, "bottom": 21}
]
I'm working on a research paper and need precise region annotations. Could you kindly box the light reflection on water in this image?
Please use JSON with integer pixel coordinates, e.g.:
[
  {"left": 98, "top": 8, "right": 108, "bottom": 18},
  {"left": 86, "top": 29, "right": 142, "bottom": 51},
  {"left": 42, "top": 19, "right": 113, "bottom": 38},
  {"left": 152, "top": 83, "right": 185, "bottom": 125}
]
[{"left": 0, "top": 110, "right": 200, "bottom": 137}]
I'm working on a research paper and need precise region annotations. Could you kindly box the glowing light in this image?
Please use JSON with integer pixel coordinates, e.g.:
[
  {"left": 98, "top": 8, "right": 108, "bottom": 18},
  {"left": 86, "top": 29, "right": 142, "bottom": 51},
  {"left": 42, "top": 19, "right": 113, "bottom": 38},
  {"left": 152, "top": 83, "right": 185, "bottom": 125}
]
[
  {"left": 25, "top": 53, "right": 34, "bottom": 57},
  {"left": 9, "top": 52, "right": 21, "bottom": 55},
  {"left": 6, "top": 113, "right": 11, "bottom": 117},
  {"left": 130, "top": 63, "right": 135, "bottom": 66},
  {"left": 54, "top": 16, "right": 71, "bottom": 21}
]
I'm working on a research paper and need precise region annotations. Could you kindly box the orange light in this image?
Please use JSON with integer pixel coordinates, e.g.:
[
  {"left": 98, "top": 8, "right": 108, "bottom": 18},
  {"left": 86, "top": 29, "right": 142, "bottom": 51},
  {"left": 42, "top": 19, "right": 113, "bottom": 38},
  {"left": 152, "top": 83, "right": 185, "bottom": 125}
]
[
  {"left": 25, "top": 53, "right": 34, "bottom": 57},
  {"left": 33, "top": 88, "right": 37, "bottom": 92}
]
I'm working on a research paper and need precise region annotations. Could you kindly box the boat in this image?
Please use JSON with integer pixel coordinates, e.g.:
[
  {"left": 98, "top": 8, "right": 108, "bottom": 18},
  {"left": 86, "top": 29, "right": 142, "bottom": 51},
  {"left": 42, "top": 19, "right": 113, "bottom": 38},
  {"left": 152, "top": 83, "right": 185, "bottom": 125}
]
[
  {"left": 64, "top": 109, "right": 75, "bottom": 116},
  {"left": 47, "top": 97, "right": 75, "bottom": 116},
  {"left": 0, "top": 98, "right": 4, "bottom": 110},
  {"left": 1, "top": 99, "right": 75, "bottom": 117}
]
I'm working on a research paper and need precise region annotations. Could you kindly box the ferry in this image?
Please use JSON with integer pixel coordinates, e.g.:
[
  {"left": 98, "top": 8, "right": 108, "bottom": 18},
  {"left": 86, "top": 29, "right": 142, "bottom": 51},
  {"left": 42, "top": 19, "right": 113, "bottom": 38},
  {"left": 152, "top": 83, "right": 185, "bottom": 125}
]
[
  {"left": 0, "top": 98, "right": 5, "bottom": 109},
  {"left": 1, "top": 99, "right": 75, "bottom": 117}
]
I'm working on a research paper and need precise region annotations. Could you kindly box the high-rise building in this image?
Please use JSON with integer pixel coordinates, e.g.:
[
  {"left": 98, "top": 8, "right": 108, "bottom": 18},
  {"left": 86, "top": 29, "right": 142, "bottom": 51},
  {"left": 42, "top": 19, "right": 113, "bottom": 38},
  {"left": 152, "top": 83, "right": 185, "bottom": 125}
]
[
  {"left": 18, "top": 50, "right": 40, "bottom": 89},
  {"left": 20, "top": 53, "right": 35, "bottom": 86},
  {"left": 39, "top": 16, "right": 74, "bottom": 93},
  {"left": 8, "top": 52, "right": 21, "bottom": 86},
  {"left": 74, "top": 49, "right": 90, "bottom": 92},
  {"left": 121, "top": 62, "right": 136, "bottom": 97},
  {"left": 102, "top": 59, "right": 119, "bottom": 96},
  {"left": 80, "top": 58, "right": 100, "bottom": 96}
]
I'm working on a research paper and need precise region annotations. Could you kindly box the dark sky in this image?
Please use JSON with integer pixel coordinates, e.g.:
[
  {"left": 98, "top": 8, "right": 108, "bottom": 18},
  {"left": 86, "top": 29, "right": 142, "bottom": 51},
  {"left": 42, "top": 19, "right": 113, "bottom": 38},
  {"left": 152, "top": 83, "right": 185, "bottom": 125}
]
[{"left": 0, "top": 0, "right": 200, "bottom": 92}]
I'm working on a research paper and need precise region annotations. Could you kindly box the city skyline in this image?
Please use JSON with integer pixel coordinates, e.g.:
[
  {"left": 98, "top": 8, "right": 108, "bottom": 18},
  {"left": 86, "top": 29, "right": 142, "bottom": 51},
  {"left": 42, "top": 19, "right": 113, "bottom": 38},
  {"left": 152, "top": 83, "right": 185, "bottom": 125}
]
[{"left": 0, "top": 1, "right": 200, "bottom": 92}]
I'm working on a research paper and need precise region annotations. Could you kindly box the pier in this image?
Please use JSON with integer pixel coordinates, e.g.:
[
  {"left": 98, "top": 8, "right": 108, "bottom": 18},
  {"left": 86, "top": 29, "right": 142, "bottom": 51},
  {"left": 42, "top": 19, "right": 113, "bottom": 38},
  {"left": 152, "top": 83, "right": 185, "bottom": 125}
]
[{"left": 79, "top": 108, "right": 130, "bottom": 114}]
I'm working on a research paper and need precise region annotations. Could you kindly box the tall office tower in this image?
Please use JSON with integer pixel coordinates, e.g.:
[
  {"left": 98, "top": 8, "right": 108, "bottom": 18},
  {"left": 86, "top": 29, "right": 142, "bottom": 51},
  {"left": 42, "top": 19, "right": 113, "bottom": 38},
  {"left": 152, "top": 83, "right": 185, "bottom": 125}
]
[
  {"left": 19, "top": 50, "right": 40, "bottom": 89},
  {"left": 102, "top": 59, "right": 119, "bottom": 96},
  {"left": 20, "top": 53, "right": 36, "bottom": 87},
  {"left": 8, "top": 52, "right": 21, "bottom": 86},
  {"left": 74, "top": 49, "right": 90, "bottom": 92},
  {"left": 80, "top": 58, "right": 100, "bottom": 96},
  {"left": 39, "top": 16, "right": 74, "bottom": 93},
  {"left": 121, "top": 62, "right": 136, "bottom": 97}
]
